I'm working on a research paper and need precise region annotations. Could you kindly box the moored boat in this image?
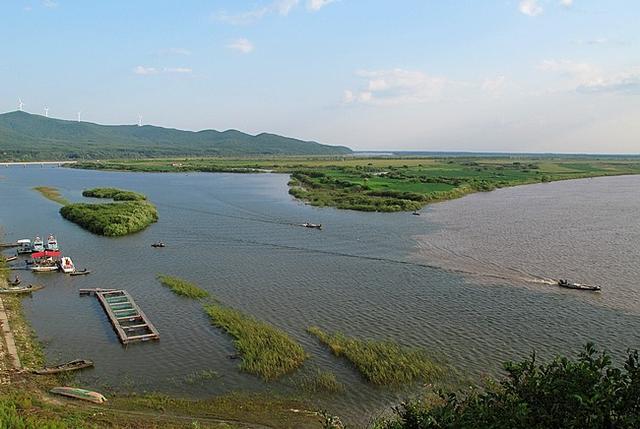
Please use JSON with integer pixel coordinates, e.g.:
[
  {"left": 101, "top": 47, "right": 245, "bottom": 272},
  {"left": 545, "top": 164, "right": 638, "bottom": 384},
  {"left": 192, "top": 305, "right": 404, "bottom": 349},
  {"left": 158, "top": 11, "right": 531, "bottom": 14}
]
[
  {"left": 16, "top": 239, "right": 33, "bottom": 254},
  {"left": 70, "top": 269, "right": 91, "bottom": 276},
  {"left": 33, "top": 359, "right": 94, "bottom": 375},
  {"left": 45, "top": 234, "right": 59, "bottom": 251},
  {"left": 4, "top": 256, "right": 17, "bottom": 262},
  {"left": 31, "top": 265, "right": 59, "bottom": 273},
  {"left": 32, "top": 236, "right": 45, "bottom": 252},
  {"left": 557, "top": 279, "right": 601, "bottom": 292},
  {"left": 59, "top": 257, "right": 76, "bottom": 274},
  {"left": 50, "top": 387, "right": 107, "bottom": 404},
  {"left": 0, "top": 284, "right": 43, "bottom": 294}
]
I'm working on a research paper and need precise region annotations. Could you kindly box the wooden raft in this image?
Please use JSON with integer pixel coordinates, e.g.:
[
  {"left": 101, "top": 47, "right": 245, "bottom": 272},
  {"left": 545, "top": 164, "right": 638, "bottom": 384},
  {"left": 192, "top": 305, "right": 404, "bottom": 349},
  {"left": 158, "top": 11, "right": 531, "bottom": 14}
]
[{"left": 80, "top": 288, "right": 159, "bottom": 345}]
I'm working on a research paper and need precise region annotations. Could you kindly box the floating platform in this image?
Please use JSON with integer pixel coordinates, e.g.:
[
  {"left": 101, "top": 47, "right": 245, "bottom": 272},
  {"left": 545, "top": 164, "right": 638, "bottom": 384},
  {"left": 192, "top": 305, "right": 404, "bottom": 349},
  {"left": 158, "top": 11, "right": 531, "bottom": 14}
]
[{"left": 80, "top": 289, "right": 159, "bottom": 345}]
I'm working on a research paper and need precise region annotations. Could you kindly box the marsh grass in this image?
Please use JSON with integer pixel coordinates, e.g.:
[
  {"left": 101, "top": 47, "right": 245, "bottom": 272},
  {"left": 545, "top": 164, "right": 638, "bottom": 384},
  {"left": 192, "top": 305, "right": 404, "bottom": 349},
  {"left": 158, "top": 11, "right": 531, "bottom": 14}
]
[
  {"left": 308, "top": 326, "right": 443, "bottom": 386},
  {"left": 33, "top": 186, "right": 70, "bottom": 205},
  {"left": 297, "top": 369, "right": 344, "bottom": 394},
  {"left": 82, "top": 187, "right": 146, "bottom": 201},
  {"left": 204, "top": 303, "right": 307, "bottom": 381},
  {"left": 157, "top": 275, "right": 209, "bottom": 299}
]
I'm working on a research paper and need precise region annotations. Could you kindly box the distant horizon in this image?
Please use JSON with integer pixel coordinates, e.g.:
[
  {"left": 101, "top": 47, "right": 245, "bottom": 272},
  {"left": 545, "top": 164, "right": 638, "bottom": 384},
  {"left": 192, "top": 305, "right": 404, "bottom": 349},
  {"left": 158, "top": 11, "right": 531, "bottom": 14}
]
[{"left": 4, "top": 109, "right": 639, "bottom": 156}]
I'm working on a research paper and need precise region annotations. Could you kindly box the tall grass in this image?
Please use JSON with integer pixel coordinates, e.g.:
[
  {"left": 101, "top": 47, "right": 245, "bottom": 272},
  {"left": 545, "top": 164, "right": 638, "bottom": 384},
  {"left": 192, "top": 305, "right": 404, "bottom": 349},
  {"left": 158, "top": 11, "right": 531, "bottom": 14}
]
[
  {"left": 204, "top": 303, "right": 307, "bottom": 381},
  {"left": 297, "top": 369, "right": 344, "bottom": 394},
  {"left": 308, "top": 326, "right": 443, "bottom": 386},
  {"left": 33, "top": 186, "right": 70, "bottom": 206},
  {"left": 0, "top": 398, "right": 69, "bottom": 429},
  {"left": 157, "top": 274, "right": 209, "bottom": 299}
]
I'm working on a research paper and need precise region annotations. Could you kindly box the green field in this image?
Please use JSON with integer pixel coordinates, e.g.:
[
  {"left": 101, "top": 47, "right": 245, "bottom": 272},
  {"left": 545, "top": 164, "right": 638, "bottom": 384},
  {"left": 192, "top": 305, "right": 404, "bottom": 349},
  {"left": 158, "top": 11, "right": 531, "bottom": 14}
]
[{"left": 74, "top": 156, "right": 640, "bottom": 212}]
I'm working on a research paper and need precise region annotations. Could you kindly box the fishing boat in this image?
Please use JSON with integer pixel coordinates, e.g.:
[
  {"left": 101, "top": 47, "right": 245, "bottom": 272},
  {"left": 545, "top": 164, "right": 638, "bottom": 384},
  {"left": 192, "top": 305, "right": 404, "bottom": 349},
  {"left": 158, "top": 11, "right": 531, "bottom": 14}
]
[
  {"left": 151, "top": 241, "right": 166, "bottom": 248},
  {"left": 45, "top": 234, "right": 59, "bottom": 251},
  {"left": 412, "top": 211, "right": 421, "bottom": 216},
  {"left": 16, "top": 239, "right": 33, "bottom": 254},
  {"left": 8, "top": 277, "right": 21, "bottom": 286},
  {"left": 557, "top": 279, "right": 601, "bottom": 292},
  {"left": 70, "top": 269, "right": 91, "bottom": 276},
  {"left": 0, "top": 284, "right": 43, "bottom": 294},
  {"left": 301, "top": 222, "right": 322, "bottom": 230},
  {"left": 58, "top": 257, "right": 76, "bottom": 274},
  {"left": 32, "top": 236, "right": 45, "bottom": 252},
  {"left": 31, "top": 265, "right": 59, "bottom": 273},
  {"left": 33, "top": 359, "right": 94, "bottom": 375},
  {"left": 50, "top": 387, "right": 107, "bottom": 404},
  {"left": 4, "top": 256, "right": 17, "bottom": 262}
]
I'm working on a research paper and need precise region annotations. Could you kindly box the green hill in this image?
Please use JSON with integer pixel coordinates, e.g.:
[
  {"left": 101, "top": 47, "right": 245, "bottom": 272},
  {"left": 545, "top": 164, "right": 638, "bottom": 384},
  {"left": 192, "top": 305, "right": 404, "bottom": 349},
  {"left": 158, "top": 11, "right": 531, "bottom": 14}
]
[{"left": 0, "top": 111, "right": 352, "bottom": 160}]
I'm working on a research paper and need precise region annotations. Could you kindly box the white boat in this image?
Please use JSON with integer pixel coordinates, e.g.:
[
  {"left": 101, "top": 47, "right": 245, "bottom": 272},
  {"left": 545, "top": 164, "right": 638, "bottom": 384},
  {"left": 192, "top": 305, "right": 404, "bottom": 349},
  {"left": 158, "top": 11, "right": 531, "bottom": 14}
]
[
  {"left": 16, "top": 239, "right": 33, "bottom": 254},
  {"left": 31, "top": 265, "right": 59, "bottom": 273},
  {"left": 32, "top": 236, "right": 45, "bottom": 252},
  {"left": 45, "top": 234, "right": 59, "bottom": 251},
  {"left": 59, "top": 257, "right": 76, "bottom": 274}
]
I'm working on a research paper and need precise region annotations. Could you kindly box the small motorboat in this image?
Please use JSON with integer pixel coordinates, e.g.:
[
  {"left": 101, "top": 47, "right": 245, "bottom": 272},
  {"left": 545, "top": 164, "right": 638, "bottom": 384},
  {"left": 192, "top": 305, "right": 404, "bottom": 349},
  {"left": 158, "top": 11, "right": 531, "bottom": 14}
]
[
  {"left": 33, "top": 359, "right": 94, "bottom": 375},
  {"left": 4, "top": 256, "right": 17, "bottom": 262},
  {"left": 50, "top": 387, "right": 107, "bottom": 404},
  {"left": 0, "top": 284, "right": 43, "bottom": 294},
  {"left": 412, "top": 211, "right": 421, "bottom": 216},
  {"left": 9, "top": 277, "right": 21, "bottom": 286},
  {"left": 58, "top": 257, "right": 76, "bottom": 274},
  {"left": 70, "top": 269, "right": 91, "bottom": 276},
  {"left": 557, "top": 279, "right": 601, "bottom": 292},
  {"left": 301, "top": 222, "right": 322, "bottom": 230},
  {"left": 151, "top": 242, "right": 166, "bottom": 248},
  {"left": 31, "top": 265, "right": 59, "bottom": 273}
]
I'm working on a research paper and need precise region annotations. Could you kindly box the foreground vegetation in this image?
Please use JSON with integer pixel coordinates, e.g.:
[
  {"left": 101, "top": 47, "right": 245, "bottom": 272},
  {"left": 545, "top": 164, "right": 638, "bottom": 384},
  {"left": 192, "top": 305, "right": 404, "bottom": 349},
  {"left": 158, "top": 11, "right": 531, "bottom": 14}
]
[
  {"left": 204, "top": 302, "right": 307, "bottom": 381},
  {"left": 308, "top": 326, "right": 443, "bottom": 386},
  {"left": 33, "top": 186, "right": 70, "bottom": 206},
  {"left": 375, "top": 344, "right": 640, "bottom": 429},
  {"left": 73, "top": 156, "right": 640, "bottom": 212},
  {"left": 60, "top": 201, "right": 158, "bottom": 236},
  {"left": 157, "top": 274, "right": 209, "bottom": 299}
]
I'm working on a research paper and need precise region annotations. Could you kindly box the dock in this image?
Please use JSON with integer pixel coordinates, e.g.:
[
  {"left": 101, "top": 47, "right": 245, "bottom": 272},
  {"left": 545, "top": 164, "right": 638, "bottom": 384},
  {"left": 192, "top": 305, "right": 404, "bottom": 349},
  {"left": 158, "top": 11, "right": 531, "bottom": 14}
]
[{"left": 80, "top": 289, "right": 159, "bottom": 345}]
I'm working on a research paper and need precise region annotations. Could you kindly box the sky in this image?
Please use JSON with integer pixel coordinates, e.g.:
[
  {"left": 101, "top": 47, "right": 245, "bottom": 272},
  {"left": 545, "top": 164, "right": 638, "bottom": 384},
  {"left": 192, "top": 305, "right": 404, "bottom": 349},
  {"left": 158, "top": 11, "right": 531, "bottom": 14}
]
[{"left": 0, "top": 0, "right": 638, "bottom": 153}]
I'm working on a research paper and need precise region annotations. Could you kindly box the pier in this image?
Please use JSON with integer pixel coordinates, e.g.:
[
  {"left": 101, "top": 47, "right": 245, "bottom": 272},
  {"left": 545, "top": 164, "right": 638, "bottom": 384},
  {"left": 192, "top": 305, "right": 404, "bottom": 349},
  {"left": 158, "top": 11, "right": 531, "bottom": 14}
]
[{"left": 80, "top": 288, "right": 159, "bottom": 345}]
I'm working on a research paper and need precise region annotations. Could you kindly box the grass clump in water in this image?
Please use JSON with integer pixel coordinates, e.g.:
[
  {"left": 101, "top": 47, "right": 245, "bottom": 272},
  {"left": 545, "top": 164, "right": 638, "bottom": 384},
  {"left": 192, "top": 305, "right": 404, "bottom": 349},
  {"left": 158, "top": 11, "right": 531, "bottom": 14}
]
[
  {"left": 82, "top": 187, "right": 146, "bottom": 201},
  {"left": 308, "top": 326, "right": 443, "bottom": 386},
  {"left": 60, "top": 200, "right": 158, "bottom": 236},
  {"left": 157, "top": 274, "right": 209, "bottom": 299},
  {"left": 297, "top": 369, "right": 344, "bottom": 394},
  {"left": 33, "top": 186, "right": 70, "bottom": 206},
  {"left": 204, "top": 303, "right": 307, "bottom": 381}
]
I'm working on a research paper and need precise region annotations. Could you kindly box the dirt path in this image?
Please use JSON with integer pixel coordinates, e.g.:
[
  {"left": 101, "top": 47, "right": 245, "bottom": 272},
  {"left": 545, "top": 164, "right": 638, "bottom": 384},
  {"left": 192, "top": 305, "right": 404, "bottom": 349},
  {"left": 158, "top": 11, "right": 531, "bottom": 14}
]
[{"left": 0, "top": 294, "right": 22, "bottom": 370}]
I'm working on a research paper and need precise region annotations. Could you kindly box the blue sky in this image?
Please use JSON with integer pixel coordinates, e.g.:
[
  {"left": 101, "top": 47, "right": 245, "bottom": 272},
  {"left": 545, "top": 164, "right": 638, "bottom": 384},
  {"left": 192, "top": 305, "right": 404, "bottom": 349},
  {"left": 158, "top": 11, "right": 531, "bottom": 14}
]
[{"left": 1, "top": 0, "right": 638, "bottom": 152}]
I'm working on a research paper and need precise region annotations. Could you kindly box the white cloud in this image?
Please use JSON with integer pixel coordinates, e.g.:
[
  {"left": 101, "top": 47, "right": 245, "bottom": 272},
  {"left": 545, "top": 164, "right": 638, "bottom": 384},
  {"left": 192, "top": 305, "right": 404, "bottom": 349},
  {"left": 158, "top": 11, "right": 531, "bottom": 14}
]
[
  {"left": 560, "top": 0, "right": 573, "bottom": 6},
  {"left": 227, "top": 38, "right": 255, "bottom": 54},
  {"left": 344, "top": 68, "right": 448, "bottom": 106},
  {"left": 540, "top": 60, "right": 640, "bottom": 94},
  {"left": 42, "top": 0, "right": 58, "bottom": 8},
  {"left": 519, "top": 0, "right": 543, "bottom": 16},
  {"left": 308, "top": 0, "right": 338, "bottom": 11},
  {"left": 216, "top": 0, "right": 299, "bottom": 25},
  {"left": 133, "top": 66, "right": 159, "bottom": 75}
]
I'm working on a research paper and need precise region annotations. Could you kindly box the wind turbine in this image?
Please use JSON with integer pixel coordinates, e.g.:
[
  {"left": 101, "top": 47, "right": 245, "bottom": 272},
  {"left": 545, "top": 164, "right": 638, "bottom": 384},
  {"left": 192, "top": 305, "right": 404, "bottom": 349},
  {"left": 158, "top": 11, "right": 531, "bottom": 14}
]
[
  {"left": 44, "top": 107, "right": 49, "bottom": 118},
  {"left": 77, "top": 111, "right": 82, "bottom": 122},
  {"left": 18, "top": 98, "right": 24, "bottom": 111},
  {"left": 138, "top": 114, "right": 143, "bottom": 127}
]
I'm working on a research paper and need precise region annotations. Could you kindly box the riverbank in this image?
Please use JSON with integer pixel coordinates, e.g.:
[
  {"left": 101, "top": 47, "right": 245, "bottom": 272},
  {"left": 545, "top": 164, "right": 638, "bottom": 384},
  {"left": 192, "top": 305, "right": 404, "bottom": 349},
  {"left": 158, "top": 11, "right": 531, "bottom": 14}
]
[{"left": 71, "top": 156, "right": 640, "bottom": 212}]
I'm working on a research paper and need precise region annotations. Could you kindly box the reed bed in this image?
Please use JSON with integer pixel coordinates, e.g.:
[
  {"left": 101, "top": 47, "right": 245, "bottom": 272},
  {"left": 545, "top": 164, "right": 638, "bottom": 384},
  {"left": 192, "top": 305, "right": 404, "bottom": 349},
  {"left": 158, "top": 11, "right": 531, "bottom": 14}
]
[
  {"left": 60, "top": 201, "right": 158, "bottom": 236},
  {"left": 33, "top": 186, "right": 70, "bottom": 206},
  {"left": 308, "top": 326, "right": 443, "bottom": 386},
  {"left": 157, "top": 274, "right": 209, "bottom": 299},
  {"left": 297, "top": 369, "right": 344, "bottom": 394},
  {"left": 204, "top": 303, "right": 307, "bottom": 381}
]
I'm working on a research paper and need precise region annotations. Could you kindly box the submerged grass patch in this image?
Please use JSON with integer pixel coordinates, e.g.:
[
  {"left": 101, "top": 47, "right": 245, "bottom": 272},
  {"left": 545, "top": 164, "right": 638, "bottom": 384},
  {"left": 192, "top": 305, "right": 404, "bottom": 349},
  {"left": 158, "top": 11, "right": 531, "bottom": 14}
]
[
  {"left": 308, "top": 326, "right": 443, "bottom": 386},
  {"left": 82, "top": 187, "right": 146, "bottom": 201},
  {"left": 33, "top": 186, "right": 70, "bottom": 206},
  {"left": 157, "top": 274, "right": 209, "bottom": 299},
  {"left": 296, "top": 369, "right": 344, "bottom": 394},
  {"left": 204, "top": 302, "right": 307, "bottom": 381}
]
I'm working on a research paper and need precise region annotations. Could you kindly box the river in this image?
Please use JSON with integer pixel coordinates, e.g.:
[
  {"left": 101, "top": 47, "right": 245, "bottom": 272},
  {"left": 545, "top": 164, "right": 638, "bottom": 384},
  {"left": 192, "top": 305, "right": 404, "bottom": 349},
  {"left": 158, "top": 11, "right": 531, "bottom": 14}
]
[{"left": 0, "top": 166, "right": 639, "bottom": 424}]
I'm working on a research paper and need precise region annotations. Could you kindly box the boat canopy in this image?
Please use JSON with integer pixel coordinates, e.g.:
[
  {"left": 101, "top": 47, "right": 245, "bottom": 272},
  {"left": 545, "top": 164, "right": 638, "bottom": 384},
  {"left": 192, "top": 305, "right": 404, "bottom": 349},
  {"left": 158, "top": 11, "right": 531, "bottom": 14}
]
[
  {"left": 17, "top": 239, "right": 32, "bottom": 244},
  {"left": 32, "top": 250, "right": 61, "bottom": 258}
]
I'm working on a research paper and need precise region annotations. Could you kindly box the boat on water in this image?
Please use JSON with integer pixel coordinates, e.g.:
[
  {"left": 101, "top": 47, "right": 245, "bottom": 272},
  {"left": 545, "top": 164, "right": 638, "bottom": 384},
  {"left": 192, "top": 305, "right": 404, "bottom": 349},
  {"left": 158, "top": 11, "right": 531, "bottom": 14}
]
[
  {"left": 50, "top": 387, "right": 107, "bottom": 404},
  {"left": 32, "top": 236, "right": 45, "bottom": 252},
  {"left": 58, "top": 257, "right": 76, "bottom": 274},
  {"left": 9, "top": 277, "right": 21, "bottom": 286},
  {"left": 4, "top": 255, "right": 17, "bottom": 262},
  {"left": 412, "top": 211, "right": 421, "bottom": 216},
  {"left": 70, "top": 268, "right": 91, "bottom": 276},
  {"left": 16, "top": 239, "right": 33, "bottom": 254},
  {"left": 33, "top": 359, "right": 94, "bottom": 375},
  {"left": 558, "top": 279, "right": 601, "bottom": 292},
  {"left": 301, "top": 222, "right": 322, "bottom": 229},
  {"left": 45, "top": 234, "right": 59, "bottom": 251},
  {"left": 0, "top": 284, "right": 43, "bottom": 294},
  {"left": 31, "top": 265, "right": 59, "bottom": 273},
  {"left": 151, "top": 241, "right": 166, "bottom": 248}
]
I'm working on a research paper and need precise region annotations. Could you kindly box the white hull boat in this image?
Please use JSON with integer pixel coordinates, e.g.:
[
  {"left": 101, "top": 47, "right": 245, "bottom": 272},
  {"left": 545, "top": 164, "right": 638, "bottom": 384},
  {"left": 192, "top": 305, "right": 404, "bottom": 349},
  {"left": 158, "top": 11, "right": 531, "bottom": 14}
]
[{"left": 59, "top": 257, "right": 76, "bottom": 274}]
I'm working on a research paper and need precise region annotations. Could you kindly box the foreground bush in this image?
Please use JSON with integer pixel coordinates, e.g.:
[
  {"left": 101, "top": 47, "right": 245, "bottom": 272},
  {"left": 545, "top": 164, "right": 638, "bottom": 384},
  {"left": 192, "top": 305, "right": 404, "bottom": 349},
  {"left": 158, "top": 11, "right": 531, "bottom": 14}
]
[
  {"left": 60, "top": 201, "right": 158, "bottom": 236},
  {"left": 375, "top": 344, "right": 640, "bottom": 429},
  {"left": 204, "top": 303, "right": 307, "bottom": 380}
]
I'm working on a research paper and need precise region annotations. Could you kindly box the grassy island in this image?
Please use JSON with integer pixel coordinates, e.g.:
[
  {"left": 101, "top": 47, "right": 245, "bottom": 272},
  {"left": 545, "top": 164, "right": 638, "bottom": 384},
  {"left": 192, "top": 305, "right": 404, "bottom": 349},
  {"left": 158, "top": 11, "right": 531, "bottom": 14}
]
[
  {"left": 59, "top": 187, "right": 158, "bottom": 236},
  {"left": 204, "top": 302, "right": 307, "bottom": 381},
  {"left": 33, "top": 186, "right": 70, "bottom": 206},
  {"left": 157, "top": 274, "right": 209, "bottom": 299},
  {"left": 73, "top": 156, "right": 640, "bottom": 212},
  {"left": 308, "top": 326, "right": 443, "bottom": 386}
]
